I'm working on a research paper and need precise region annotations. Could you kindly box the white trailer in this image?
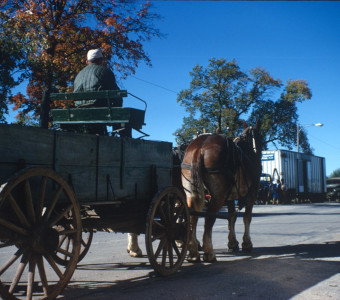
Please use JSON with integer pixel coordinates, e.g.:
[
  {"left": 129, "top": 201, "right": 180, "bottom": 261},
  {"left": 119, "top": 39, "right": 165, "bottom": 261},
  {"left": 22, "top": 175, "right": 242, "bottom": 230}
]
[{"left": 261, "top": 150, "right": 326, "bottom": 202}]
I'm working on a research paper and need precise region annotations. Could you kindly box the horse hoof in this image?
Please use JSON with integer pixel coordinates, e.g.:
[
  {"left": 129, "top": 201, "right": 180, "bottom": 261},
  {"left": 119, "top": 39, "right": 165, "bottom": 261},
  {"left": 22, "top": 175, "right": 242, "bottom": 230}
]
[
  {"left": 187, "top": 255, "right": 201, "bottom": 263},
  {"left": 203, "top": 253, "right": 217, "bottom": 262},
  {"left": 228, "top": 244, "right": 240, "bottom": 252},
  {"left": 241, "top": 243, "right": 253, "bottom": 253},
  {"left": 127, "top": 248, "right": 143, "bottom": 257},
  {"left": 228, "top": 247, "right": 240, "bottom": 253}
]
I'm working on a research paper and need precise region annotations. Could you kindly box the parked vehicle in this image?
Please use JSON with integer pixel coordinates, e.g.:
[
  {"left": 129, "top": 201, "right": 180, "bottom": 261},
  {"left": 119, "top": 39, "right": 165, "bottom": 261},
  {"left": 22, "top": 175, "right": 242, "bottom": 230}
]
[
  {"left": 261, "top": 150, "right": 326, "bottom": 203},
  {"left": 326, "top": 177, "right": 340, "bottom": 201}
]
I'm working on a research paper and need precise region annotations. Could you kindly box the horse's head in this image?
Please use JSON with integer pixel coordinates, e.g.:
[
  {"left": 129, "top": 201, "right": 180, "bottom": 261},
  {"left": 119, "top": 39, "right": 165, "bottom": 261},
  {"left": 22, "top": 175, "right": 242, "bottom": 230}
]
[{"left": 234, "top": 119, "right": 262, "bottom": 157}]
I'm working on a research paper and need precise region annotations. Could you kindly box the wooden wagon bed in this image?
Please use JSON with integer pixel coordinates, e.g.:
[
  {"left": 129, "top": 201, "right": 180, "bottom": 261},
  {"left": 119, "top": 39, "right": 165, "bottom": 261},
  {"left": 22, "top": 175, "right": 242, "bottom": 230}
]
[{"left": 0, "top": 92, "right": 190, "bottom": 299}]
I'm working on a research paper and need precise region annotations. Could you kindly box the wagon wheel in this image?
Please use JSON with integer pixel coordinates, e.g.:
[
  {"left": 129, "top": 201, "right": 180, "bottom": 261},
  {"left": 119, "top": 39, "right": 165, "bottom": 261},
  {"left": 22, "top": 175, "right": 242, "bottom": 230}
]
[
  {"left": 53, "top": 228, "right": 93, "bottom": 266},
  {"left": 0, "top": 168, "right": 81, "bottom": 299},
  {"left": 145, "top": 187, "right": 190, "bottom": 276}
]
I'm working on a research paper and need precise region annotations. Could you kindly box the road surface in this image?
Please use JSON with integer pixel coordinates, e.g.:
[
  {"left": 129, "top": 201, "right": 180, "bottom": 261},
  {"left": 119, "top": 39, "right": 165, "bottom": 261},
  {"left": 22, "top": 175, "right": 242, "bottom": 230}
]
[{"left": 61, "top": 203, "right": 340, "bottom": 300}]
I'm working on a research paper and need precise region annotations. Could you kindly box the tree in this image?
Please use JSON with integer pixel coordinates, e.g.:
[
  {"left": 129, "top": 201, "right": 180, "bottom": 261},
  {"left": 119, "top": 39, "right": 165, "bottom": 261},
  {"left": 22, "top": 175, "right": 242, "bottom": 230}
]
[
  {"left": 329, "top": 168, "right": 340, "bottom": 178},
  {"left": 248, "top": 79, "right": 312, "bottom": 152},
  {"left": 176, "top": 58, "right": 313, "bottom": 152},
  {"left": 0, "top": 37, "right": 26, "bottom": 123},
  {"left": 0, "top": 0, "right": 161, "bottom": 127}
]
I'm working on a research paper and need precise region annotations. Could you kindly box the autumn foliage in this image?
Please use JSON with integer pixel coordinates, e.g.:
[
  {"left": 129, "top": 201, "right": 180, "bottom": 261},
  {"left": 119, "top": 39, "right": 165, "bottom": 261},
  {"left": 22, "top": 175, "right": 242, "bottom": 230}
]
[{"left": 0, "top": 0, "right": 161, "bottom": 126}]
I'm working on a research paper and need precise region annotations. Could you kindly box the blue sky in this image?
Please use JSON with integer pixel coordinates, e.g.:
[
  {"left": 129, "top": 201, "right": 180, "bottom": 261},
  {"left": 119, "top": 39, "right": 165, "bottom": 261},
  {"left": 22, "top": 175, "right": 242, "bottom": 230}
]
[
  {"left": 5, "top": 1, "right": 340, "bottom": 176},
  {"left": 119, "top": 1, "right": 340, "bottom": 176}
]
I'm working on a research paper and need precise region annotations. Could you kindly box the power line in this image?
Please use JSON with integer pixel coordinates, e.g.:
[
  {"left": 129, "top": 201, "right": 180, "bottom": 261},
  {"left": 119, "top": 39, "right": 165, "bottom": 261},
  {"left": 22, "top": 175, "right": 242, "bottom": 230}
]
[
  {"left": 130, "top": 75, "right": 179, "bottom": 94},
  {"left": 309, "top": 133, "right": 340, "bottom": 152}
]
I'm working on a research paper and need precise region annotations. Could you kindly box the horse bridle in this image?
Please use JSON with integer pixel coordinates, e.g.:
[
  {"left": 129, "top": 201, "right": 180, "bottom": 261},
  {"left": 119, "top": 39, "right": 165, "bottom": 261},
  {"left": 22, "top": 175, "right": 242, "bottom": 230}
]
[{"left": 235, "top": 126, "right": 257, "bottom": 154}]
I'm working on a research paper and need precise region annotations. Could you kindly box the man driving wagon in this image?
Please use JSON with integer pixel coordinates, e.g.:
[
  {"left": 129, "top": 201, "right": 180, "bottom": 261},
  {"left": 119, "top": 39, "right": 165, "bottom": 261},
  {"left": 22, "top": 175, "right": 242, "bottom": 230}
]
[{"left": 60, "top": 48, "right": 131, "bottom": 137}]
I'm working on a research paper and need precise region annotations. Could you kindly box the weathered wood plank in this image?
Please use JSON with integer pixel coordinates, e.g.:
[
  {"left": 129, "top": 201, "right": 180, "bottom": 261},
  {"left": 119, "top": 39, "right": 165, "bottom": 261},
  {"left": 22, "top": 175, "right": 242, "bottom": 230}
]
[{"left": 0, "top": 125, "right": 54, "bottom": 166}]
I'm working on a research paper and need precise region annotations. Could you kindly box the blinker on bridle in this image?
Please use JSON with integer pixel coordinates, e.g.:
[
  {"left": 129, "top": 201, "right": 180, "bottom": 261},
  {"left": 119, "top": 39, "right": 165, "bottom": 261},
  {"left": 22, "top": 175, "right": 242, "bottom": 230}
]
[{"left": 239, "top": 127, "right": 257, "bottom": 154}]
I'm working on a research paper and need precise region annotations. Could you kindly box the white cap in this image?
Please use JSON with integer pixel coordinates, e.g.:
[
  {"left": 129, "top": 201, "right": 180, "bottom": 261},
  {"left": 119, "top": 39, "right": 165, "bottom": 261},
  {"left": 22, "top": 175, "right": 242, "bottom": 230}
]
[{"left": 87, "top": 49, "right": 103, "bottom": 62}]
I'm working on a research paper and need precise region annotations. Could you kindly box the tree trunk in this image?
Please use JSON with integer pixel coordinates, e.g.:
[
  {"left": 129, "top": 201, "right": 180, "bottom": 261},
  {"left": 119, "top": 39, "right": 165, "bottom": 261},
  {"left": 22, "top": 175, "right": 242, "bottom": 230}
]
[{"left": 40, "top": 86, "right": 51, "bottom": 129}]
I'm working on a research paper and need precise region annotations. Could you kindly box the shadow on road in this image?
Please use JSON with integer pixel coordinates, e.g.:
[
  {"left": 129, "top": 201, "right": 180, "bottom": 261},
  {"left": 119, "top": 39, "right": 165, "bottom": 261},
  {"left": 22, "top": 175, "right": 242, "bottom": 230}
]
[{"left": 62, "top": 241, "right": 340, "bottom": 299}]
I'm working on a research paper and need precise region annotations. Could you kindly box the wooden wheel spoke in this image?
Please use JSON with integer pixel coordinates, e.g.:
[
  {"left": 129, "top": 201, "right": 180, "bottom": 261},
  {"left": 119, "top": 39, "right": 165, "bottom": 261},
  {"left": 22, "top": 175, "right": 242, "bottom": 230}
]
[
  {"left": 24, "top": 179, "right": 36, "bottom": 224},
  {"left": 151, "top": 221, "right": 166, "bottom": 241},
  {"left": 58, "top": 229, "right": 78, "bottom": 236},
  {"left": 65, "top": 237, "right": 71, "bottom": 253},
  {"left": 154, "top": 237, "right": 167, "bottom": 259},
  {"left": 9, "top": 252, "right": 30, "bottom": 293},
  {"left": 152, "top": 232, "right": 166, "bottom": 242},
  {"left": 81, "top": 238, "right": 88, "bottom": 247},
  {"left": 175, "top": 204, "right": 184, "bottom": 219},
  {"left": 168, "top": 241, "right": 174, "bottom": 267},
  {"left": 0, "top": 168, "right": 82, "bottom": 298},
  {"left": 44, "top": 254, "right": 63, "bottom": 279},
  {"left": 172, "top": 240, "right": 181, "bottom": 257},
  {"left": 158, "top": 202, "right": 168, "bottom": 224},
  {"left": 44, "top": 186, "right": 63, "bottom": 221},
  {"left": 36, "top": 255, "right": 49, "bottom": 296},
  {"left": 161, "top": 240, "right": 168, "bottom": 266},
  {"left": 7, "top": 193, "right": 31, "bottom": 228},
  {"left": 27, "top": 256, "right": 36, "bottom": 299},
  {"left": 37, "top": 176, "right": 48, "bottom": 221},
  {"left": 58, "top": 234, "right": 67, "bottom": 248},
  {"left": 166, "top": 195, "right": 172, "bottom": 221},
  {"left": 56, "top": 246, "right": 74, "bottom": 259},
  {"left": 0, "top": 239, "right": 20, "bottom": 248},
  {"left": 0, "top": 217, "right": 29, "bottom": 236},
  {"left": 59, "top": 236, "right": 70, "bottom": 261},
  {"left": 0, "top": 248, "right": 24, "bottom": 276},
  {"left": 48, "top": 204, "right": 74, "bottom": 227}
]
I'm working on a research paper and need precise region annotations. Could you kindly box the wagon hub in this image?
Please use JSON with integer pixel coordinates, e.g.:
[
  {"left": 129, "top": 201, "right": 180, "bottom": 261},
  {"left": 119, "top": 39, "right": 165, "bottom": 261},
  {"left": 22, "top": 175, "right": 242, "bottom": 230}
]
[{"left": 30, "top": 227, "right": 59, "bottom": 254}]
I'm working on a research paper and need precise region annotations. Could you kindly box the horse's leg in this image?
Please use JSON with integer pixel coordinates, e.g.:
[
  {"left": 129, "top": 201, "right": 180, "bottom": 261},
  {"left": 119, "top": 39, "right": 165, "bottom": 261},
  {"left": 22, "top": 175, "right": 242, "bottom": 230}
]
[
  {"left": 202, "top": 214, "right": 217, "bottom": 262},
  {"left": 227, "top": 200, "right": 239, "bottom": 252},
  {"left": 127, "top": 233, "right": 143, "bottom": 257},
  {"left": 242, "top": 199, "right": 254, "bottom": 252},
  {"left": 182, "top": 168, "right": 202, "bottom": 262},
  {"left": 187, "top": 215, "right": 200, "bottom": 262},
  {"left": 201, "top": 176, "right": 226, "bottom": 262}
]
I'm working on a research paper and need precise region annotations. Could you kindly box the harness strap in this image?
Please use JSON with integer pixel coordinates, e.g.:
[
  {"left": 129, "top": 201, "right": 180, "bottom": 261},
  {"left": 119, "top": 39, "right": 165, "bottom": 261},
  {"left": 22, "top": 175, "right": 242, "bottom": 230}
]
[{"left": 181, "top": 162, "right": 192, "bottom": 170}]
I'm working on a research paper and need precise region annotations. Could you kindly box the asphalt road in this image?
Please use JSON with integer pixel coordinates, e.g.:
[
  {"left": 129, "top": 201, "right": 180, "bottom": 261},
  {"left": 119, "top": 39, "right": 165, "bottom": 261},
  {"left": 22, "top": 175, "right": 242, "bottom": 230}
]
[{"left": 61, "top": 203, "right": 340, "bottom": 300}]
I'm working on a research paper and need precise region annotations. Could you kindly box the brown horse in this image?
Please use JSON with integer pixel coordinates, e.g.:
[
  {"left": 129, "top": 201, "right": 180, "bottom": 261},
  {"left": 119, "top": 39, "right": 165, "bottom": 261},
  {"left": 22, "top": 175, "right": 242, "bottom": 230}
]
[{"left": 181, "top": 120, "right": 262, "bottom": 262}]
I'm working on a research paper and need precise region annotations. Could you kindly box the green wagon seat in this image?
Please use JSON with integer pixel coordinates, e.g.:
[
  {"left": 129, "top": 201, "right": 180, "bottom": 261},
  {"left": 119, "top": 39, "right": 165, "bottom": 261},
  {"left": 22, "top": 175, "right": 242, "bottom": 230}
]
[{"left": 50, "top": 90, "right": 146, "bottom": 133}]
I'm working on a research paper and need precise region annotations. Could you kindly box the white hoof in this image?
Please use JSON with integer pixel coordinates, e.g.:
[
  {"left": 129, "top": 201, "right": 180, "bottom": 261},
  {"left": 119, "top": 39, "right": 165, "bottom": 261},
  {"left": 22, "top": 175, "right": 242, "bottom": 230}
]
[{"left": 127, "top": 247, "right": 143, "bottom": 257}]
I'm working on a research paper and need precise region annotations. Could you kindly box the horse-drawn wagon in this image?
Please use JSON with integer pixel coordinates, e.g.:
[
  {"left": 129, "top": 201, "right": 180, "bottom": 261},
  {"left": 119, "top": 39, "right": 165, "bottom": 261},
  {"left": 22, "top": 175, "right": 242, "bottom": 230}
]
[{"left": 0, "top": 90, "right": 190, "bottom": 299}]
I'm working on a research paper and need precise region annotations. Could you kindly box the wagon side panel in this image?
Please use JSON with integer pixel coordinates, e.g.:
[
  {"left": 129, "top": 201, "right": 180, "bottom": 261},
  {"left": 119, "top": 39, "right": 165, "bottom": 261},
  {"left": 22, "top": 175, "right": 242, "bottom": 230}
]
[
  {"left": 0, "top": 125, "right": 54, "bottom": 183},
  {"left": 96, "top": 137, "right": 172, "bottom": 203},
  {"left": 55, "top": 132, "right": 98, "bottom": 202}
]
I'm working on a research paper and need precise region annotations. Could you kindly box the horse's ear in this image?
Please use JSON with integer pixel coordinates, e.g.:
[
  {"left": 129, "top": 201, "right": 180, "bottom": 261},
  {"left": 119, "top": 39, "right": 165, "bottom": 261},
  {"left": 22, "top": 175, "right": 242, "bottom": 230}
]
[
  {"left": 243, "top": 120, "right": 247, "bottom": 129},
  {"left": 255, "top": 118, "right": 261, "bottom": 130}
]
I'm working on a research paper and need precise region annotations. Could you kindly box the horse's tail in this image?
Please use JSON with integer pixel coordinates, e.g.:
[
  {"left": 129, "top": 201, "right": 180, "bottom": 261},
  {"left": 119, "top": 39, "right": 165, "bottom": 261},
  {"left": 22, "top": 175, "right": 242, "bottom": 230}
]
[{"left": 191, "top": 148, "right": 205, "bottom": 211}]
